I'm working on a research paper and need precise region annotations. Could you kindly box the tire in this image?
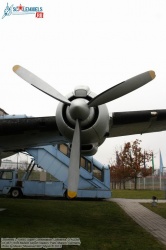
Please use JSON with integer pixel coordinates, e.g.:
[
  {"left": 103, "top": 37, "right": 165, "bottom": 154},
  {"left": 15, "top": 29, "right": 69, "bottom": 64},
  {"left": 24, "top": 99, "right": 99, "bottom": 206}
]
[{"left": 10, "top": 188, "right": 21, "bottom": 198}]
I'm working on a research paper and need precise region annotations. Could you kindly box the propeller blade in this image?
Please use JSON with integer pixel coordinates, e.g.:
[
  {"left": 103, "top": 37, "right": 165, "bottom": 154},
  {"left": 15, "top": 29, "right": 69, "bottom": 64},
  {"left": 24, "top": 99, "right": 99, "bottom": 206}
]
[
  {"left": 88, "top": 71, "right": 155, "bottom": 107},
  {"left": 13, "top": 65, "right": 71, "bottom": 105},
  {"left": 67, "top": 119, "right": 81, "bottom": 199}
]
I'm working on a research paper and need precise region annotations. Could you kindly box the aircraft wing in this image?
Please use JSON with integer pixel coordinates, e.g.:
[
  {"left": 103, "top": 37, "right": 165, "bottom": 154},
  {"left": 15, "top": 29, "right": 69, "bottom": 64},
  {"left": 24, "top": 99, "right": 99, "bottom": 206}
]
[
  {"left": 0, "top": 116, "right": 68, "bottom": 152},
  {"left": 109, "top": 109, "right": 166, "bottom": 137}
]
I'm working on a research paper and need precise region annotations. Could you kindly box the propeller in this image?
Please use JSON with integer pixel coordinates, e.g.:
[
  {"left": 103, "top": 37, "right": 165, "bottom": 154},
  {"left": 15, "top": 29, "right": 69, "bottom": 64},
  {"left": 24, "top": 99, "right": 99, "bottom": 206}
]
[
  {"left": 13, "top": 65, "right": 70, "bottom": 105},
  {"left": 67, "top": 119, "right": 81, "bottom": 198},
  {"left": 88, "top": 71, "right": 155, "bottom": 107},
  {"left": 13, "top": 65, "right": 156, "bottom": 198}
]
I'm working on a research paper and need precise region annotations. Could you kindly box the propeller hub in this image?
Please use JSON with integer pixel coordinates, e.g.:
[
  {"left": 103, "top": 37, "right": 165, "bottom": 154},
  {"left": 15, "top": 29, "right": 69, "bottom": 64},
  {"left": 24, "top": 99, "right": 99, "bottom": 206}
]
[{"left": 69, "top": 99, "right": 90, "bottom": 120}]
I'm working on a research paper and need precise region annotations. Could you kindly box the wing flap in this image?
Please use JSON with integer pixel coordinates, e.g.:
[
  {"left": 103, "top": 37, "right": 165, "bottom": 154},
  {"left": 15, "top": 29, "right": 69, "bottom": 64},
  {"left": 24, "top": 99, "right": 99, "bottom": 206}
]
[{"left": 109, "top": 110, "right": 166, "bottom": 137}]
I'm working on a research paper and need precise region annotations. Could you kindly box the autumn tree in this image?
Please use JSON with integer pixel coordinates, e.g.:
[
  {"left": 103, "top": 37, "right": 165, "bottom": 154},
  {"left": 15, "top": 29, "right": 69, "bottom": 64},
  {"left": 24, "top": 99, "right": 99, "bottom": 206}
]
[
  {"left": 110, "top": 150, "right": 132, "bottom": 189},
  {"left": 110, "top": 139, "right": 153, "bottom": 189}
]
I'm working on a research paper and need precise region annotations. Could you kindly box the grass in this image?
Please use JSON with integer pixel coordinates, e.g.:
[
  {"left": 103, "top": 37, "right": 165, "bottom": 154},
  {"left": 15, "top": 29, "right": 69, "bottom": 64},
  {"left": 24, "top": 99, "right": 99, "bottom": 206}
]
[
  {"left": 0, "top": 198, "right": 166, "bottom": 250},
  {"left": 112, "top": 189, "right": 166, "bottom": 199},
  {"left": 141, "top": 203, "right": 166, "bottom": 219}
]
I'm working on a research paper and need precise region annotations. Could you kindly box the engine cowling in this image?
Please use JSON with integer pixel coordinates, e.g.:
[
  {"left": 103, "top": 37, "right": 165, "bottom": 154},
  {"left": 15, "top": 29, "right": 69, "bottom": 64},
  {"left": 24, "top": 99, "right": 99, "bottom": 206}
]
[{"left": 56, "top": 86, "right": 109, "bottom": 155}]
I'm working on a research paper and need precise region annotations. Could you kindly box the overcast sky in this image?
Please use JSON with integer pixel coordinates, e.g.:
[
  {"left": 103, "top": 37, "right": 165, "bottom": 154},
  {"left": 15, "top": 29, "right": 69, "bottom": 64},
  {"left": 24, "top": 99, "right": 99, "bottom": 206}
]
[{"left": 1, "top": 0, "right": 166, "bottom": 168}]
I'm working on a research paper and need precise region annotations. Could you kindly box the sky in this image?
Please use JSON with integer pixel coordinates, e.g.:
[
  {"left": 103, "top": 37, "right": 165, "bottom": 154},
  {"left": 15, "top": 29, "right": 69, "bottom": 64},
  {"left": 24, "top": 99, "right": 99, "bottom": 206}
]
[{"left": 0, "top": 0, "right": 166, "bottom": 168}]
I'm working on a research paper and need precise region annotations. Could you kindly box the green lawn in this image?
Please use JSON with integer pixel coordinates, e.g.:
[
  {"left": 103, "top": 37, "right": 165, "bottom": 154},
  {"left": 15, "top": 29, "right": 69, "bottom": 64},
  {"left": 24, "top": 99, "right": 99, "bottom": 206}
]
[
  {"left": 0, "top": 198, "right": 166, "bottom": 250},
  {"left": 112, "top": 189, "right": 166, "bottom": 199},
  {"left": 141, "top": 203, "right": 166, "bottom": 220}
]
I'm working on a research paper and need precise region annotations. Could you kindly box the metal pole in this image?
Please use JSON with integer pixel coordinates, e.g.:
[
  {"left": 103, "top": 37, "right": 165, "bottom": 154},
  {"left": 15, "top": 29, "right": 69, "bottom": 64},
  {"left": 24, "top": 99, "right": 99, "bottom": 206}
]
[
  {"left": 152, "top": 174, "right": 154, "bottom": 190},
  {"left": 144, "top": 177, "right": 145, "bottom": 190},
  {"left": 17, "top": 153, "right": 19, "bottom": 170},
  {"left": 160, "top": 172, "right": 162, "bottom": 190}
]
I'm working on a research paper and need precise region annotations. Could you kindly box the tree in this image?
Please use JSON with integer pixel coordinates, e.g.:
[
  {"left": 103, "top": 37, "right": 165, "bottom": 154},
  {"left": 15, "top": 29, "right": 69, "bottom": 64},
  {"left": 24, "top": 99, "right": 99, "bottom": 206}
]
[
  {"left": 110, "top": 139, "right": 153, "bottom": 189},
  {"left": 110, "top": 150, "right": 132, "bottom": 189}
]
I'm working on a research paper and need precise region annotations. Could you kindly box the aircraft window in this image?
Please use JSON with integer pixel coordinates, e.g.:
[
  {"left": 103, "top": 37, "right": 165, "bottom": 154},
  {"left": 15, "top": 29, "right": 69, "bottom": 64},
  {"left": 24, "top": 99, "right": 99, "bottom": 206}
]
[
  {"left": 87, "top": 161, "right": 91, "bottom": 172},
  {"left": 80, "top": 157, "right": 86, "bottom": 168},
  {"left": 1, "top": 171, "right": 13, "bottom": 180},
  {"left": 93, "top": 165, "right": 103, "bottom": 181},
  {"left": 59, "top": 144, "right": 68, "bottom": 156},
  {"left": 80, "top": 157, "right": 91, "bottom": 172}
]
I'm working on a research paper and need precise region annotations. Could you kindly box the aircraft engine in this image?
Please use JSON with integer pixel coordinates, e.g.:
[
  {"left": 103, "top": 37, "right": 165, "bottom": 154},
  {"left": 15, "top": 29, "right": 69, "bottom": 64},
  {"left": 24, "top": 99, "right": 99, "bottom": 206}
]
[{"left": 56, "top": 86, "right": 109, "bottom": 155}]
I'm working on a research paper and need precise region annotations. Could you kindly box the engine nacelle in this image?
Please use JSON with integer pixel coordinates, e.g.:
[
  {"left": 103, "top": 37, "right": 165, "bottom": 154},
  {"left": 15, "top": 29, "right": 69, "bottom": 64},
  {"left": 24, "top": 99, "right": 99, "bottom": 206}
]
[{"left": 56, "top": 86, "right": 110, "bottom": 155}]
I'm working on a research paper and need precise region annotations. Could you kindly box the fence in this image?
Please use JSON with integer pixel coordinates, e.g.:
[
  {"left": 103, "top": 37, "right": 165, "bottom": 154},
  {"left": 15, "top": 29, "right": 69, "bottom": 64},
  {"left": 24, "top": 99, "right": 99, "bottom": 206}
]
[
  {"left": 125, "top": 175, "right": 166, "bottom": 190},
  {"left": 112, "top": 175, "right": 166, "bottom": 190}
]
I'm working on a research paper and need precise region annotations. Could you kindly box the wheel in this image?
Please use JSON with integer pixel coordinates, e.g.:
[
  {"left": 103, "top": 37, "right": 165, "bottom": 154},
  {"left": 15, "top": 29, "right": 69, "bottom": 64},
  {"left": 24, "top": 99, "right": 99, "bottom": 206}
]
[{"left": 10, "top": 189, "right": 20, "bottom": 198}]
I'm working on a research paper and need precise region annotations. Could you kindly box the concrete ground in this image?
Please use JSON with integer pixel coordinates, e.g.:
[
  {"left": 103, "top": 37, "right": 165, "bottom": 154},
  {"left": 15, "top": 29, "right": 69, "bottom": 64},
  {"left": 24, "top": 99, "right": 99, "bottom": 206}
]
[{"left": 108, "top": 198, "right": 166, "bottom": 246}]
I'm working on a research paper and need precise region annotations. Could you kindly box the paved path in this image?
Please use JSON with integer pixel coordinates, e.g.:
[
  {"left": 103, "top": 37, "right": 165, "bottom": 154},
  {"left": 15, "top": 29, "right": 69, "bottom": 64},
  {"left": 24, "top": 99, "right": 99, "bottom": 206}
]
[{"left": 108, "top": 198, "right": 166, "bottom": 246}]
